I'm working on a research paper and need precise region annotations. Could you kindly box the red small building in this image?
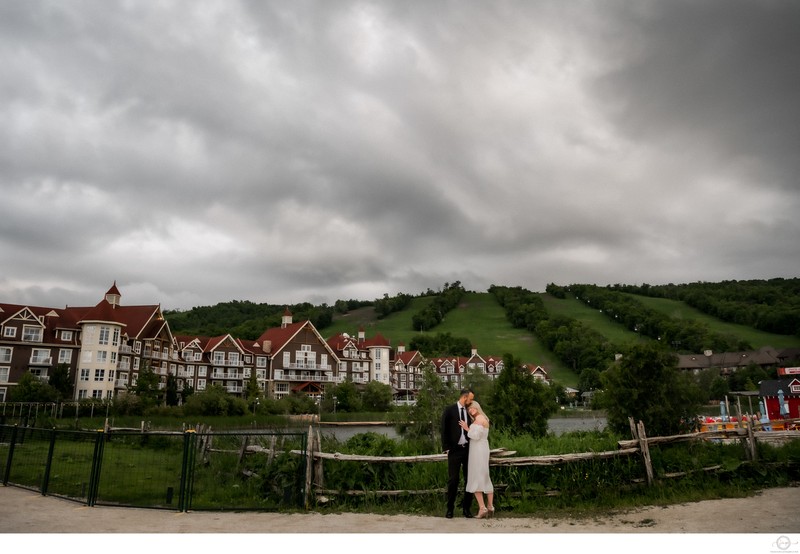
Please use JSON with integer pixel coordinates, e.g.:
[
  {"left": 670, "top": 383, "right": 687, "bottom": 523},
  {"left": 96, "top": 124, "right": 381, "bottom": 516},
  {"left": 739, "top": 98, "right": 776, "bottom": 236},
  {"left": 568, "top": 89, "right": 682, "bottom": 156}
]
[{"left": 759, "top": 378, "right": 800, "bottom": 420}]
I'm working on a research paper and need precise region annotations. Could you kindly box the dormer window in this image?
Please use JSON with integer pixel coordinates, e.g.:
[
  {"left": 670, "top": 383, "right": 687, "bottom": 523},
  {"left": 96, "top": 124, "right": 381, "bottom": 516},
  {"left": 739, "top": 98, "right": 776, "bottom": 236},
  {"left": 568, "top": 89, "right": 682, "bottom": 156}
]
[{"left": 23, "top": 325, "right": 42, "bottom": 342}]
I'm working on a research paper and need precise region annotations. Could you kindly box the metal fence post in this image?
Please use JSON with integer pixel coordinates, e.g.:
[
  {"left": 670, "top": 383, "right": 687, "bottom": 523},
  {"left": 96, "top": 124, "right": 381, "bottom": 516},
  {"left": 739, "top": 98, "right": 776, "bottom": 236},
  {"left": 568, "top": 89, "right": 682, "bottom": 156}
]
[
  {"left": 178, "top": 429, "right": 197, "bottom": 512},
  {"left": 2, "top": 425, "right": 19, "bottom": 486},
  {"left": 87, "top": 429, "right": 105, "bottom": 506},
  {"left": 41, "top": 428, "right": 58, "bottom": 495}
]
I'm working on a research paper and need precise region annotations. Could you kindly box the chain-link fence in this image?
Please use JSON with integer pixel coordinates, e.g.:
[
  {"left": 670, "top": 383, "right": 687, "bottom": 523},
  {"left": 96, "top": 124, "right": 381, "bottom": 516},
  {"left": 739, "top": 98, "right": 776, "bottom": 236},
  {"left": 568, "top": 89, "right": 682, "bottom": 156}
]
[{"left": 0, "top": 424, "right": 307, "bottom": 512}]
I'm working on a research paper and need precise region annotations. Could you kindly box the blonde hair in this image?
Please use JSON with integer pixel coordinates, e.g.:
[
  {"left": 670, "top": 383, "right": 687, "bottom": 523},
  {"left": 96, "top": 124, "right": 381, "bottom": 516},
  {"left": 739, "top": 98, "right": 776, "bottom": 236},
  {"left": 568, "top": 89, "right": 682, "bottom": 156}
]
[{"left": 470, "top": 401, "right": 490, "bottom": 424}]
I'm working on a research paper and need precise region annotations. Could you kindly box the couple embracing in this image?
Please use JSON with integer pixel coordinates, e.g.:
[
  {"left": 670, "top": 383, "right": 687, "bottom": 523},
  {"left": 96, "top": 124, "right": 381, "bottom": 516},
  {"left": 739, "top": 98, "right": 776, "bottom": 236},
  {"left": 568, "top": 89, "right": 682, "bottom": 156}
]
[{"left": 441, "top": 388, "right": 495, "bottom": 519}]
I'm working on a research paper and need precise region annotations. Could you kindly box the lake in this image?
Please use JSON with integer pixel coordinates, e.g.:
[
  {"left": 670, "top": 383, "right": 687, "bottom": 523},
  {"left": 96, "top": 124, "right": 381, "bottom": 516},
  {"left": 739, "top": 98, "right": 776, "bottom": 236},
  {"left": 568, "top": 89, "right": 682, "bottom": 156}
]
[{"left": 318, "top": 416, "right": 607, "bottom": 442}]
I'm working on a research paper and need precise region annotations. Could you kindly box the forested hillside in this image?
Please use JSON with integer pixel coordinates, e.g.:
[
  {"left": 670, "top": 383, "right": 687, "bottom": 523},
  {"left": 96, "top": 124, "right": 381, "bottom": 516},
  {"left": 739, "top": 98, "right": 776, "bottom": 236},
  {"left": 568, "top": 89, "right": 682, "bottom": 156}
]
[
  {"left": 163, "top": 278, "right": 800, "bottom": 392},
  {"left": 606, "top": 278, "right": 800, "bottom": 337}
]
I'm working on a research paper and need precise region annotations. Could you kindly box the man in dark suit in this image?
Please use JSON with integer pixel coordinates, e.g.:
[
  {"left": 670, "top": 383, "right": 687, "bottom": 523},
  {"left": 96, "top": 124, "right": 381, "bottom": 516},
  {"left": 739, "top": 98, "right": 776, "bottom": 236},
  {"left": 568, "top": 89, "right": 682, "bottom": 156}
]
[{"left": 441, "top": 388, "right": 474, "bottom": 518}]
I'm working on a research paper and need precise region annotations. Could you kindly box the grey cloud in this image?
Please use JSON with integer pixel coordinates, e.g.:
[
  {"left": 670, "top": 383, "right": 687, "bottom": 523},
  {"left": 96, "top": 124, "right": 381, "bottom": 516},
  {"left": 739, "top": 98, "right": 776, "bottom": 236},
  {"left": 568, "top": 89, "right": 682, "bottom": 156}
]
[{"left": 1, "top": 1, "right": 798, "bottom": 310}]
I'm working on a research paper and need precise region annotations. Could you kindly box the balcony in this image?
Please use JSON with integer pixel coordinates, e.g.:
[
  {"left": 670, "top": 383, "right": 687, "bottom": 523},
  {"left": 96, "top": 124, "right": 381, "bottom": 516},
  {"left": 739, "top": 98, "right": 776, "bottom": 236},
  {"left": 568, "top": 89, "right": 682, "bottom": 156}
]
[
  {"left": 115, "top": 379, "right": 129, "bottom": 388},
  {"left": 286, "top": 362, "right": 332, "bottom": 371},
  {"left": 274, "top": 370, "right": 337, "bottom": 382},
  {"left": 226, "top": 384, "right": 243, "bottom": 394},
  {"left": 211, "top": 371, "right": 241, "bottom": 380},
  {"left": 120, "top": 345, "right": 132, "bottom": 354},
  {"left": 29, "top": 356, "right": 52, "bottom": 366}
]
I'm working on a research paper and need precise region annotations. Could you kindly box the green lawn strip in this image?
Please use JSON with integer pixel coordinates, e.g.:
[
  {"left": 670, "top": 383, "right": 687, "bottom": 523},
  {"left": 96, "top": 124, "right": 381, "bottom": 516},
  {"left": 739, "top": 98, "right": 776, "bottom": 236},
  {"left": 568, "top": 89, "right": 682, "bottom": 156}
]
[
  {"left": 323, "top": 292, "right": 579, "bottom": 387},
  {"left": 540, "top": 293, "right": 649, "bottom": 347}
]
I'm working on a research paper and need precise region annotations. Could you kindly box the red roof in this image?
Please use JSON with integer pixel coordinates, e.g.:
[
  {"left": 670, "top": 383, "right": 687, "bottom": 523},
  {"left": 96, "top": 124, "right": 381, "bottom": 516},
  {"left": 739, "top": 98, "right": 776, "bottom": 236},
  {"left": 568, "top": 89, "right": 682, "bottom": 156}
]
[{"left": 256, "top": 320, "right": 307, "bottom": 353}]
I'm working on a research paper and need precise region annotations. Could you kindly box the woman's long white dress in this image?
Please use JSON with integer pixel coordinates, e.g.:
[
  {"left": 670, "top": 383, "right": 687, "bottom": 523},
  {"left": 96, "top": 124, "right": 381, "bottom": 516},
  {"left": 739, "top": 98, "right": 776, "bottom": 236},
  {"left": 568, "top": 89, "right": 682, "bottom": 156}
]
[{"left": 466, "top": 423, "right": 493, "bottom": 493}]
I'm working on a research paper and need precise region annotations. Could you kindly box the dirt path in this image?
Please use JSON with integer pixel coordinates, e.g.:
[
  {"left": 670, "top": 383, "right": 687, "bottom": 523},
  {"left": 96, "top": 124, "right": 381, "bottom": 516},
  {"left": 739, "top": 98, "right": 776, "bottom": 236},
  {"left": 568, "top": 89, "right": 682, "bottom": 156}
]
[{"left": 1, "top": 484, "right": 798, "bottom": 534}]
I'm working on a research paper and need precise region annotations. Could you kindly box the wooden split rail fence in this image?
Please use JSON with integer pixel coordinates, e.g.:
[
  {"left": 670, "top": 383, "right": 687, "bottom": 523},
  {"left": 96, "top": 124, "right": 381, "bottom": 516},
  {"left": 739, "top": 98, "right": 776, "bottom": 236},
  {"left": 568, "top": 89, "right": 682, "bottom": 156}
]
[{"left": 288, "top": 418, "right": 800, "bottom": 508}]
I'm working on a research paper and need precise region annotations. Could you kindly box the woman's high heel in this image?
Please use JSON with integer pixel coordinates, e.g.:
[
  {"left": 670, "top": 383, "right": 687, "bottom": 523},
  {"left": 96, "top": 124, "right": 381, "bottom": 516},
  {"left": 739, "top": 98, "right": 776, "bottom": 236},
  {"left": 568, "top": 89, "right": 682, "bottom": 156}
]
[
  {"left": 487, "top": 506, "right": 495, "bottom": 518},
  {"left": 476, "top": 507, "right": 489, "bottom": 519}
]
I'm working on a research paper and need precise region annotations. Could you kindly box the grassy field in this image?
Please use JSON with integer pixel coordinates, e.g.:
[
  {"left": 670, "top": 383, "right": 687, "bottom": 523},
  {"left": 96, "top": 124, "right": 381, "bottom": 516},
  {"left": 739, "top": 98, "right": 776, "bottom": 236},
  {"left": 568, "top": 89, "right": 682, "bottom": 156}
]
[
  {"left": 321, "top": 292, "right": 577, "bottom": 387},
  {"left": 628, "top": 294, "right": 800, "bottom": 349},
  {"left": 539, "top": 293, "right": 650, "bottom": 347}
]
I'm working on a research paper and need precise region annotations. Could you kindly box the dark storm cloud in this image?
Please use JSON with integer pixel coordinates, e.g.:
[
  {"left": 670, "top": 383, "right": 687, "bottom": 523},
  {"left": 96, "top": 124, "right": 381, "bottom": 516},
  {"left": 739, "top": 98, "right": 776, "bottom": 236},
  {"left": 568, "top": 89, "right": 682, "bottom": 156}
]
[{"left": 1, "top": 1, "right": 798, "bottom": 310}]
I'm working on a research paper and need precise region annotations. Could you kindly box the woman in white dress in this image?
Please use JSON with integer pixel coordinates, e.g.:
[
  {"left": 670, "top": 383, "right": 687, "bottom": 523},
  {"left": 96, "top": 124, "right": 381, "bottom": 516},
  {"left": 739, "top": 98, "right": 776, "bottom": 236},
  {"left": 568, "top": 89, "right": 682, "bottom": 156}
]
[{"left": 459, "top": 401, "right": 494, "bottom": 518}]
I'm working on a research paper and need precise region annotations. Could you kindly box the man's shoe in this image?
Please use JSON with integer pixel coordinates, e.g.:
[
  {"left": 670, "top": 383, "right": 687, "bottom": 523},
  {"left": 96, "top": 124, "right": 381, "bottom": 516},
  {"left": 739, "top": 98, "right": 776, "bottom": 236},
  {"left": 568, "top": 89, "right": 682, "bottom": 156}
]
[
  {"left": 445, "top": 510, "right": 454, "bottom": 519},
  {"left": 463, "top": 511, "right": 473, "bottom": 518}
]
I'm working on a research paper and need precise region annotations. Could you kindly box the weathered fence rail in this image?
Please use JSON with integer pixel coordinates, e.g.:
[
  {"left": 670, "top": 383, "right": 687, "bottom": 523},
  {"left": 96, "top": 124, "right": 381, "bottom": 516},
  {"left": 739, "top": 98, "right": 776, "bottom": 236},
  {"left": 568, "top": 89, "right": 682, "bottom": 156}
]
[{"left": 295, "top": 419, "right": 800, "bottom": 505}]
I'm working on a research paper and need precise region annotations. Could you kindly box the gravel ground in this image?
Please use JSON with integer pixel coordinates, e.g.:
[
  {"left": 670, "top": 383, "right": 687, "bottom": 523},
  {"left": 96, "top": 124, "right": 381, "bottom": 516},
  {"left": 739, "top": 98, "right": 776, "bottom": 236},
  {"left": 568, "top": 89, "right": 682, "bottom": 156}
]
[{"left": 1, "top": 484, "right": 798, "bottom": 534}]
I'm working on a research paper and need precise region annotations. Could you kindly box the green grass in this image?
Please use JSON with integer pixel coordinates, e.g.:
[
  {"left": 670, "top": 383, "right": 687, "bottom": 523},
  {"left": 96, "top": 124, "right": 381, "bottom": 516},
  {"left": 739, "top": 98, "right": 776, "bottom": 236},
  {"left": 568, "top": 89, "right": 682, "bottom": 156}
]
[
  {"left": 322, "top": 295, "right": 434, "bottom": 344},
  {"left": 628, "top": 294, "right": 800, "bottom": 349},
  {"left": 321, "top": 292, "right": 578, "bottom": 387},
  {"left": 540, "top": 293, "right": 649, "bottom": 347}
]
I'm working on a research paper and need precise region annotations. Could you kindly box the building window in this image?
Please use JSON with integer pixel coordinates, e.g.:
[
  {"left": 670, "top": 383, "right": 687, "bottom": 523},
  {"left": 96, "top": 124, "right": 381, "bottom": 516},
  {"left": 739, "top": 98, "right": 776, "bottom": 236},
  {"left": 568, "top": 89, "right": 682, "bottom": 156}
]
[
  {"left": 0, "top": 347, "right": 11, "bottom": 363},
  {"left": 213, "top": 352, "right": 225, "bottom": 365},
  {"left": 96, "top": 351, "right": 108, "bottom": 364},
  {"left": 276, "top": 383, "right": 289, "bottom": 393},
  {"left": 78, "top": 390, "right": 88, "bottom": 399},
  {"left": 94, "top": 369, "right": 105, "bottom": 381},
  {"left": 30, "top": 348, "right": 51, "bottom": 364},
  {"left": 198, "top": 366, "right": 207, "bottom": 377},
  {"left": 23, "top": 326, "right": 43, "bottom": 342},
  {"left": 0, "top": 367, "right": 9, "bottom": 383},
  {"left": 283, "top": 352, "right": 291, "bottom": 367},
  {"left": 229, "top": 352, "right": 240, "bottom": 365},
  {"left": 61, "top": 330, "right": 73, "bottom": 341},
  {"left": 98, "top": 326, "right": 110, "bottom": 346},
  {"left": 80, "top": 369, "right": 90, "bottom": 381},
  {"left": 194, "top": 352, "right": 201, "bottom": 362},
  {"left": 197, "top": 379, "right": 206, "bottom": 391},
  {"left": 3, "top": 327, "right": 16, "bottom": 338},
  {"left": 256, "top": 357, "right": 266, "bottom": 368},
  {"left": 108, "top": 370, "right": 115, "bottom": 382},
  {"left": 112, "top": 328, "right": 120, "bottom": 347},
  {"left": 133, "top": 341, "right": 141, "bottom": 354},
  {"left": 92, "top": 390, "right": 103, "bottom": 399},
  {"left": 58, "top": 349, "right": 72, "bottom": 364}
]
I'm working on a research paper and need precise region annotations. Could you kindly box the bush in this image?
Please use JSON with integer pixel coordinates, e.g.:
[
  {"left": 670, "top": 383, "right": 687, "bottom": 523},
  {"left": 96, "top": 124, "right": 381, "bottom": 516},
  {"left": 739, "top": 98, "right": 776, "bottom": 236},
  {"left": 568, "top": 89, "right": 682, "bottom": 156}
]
[{"left": 182, "top": 385, "right": 249, "bottom": 416}]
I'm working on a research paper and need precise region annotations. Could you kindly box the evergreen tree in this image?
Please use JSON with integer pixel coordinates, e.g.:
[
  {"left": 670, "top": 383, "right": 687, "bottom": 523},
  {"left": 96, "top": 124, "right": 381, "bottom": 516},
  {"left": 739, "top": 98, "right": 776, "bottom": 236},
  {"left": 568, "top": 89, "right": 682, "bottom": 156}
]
[
  {"left": 165, "top": 373, "right": 179, "bottom": 406},
  {"left": 398, "top": 362, "right": 454, "bottom": 450},
  {"left": 133, "top": 364, "right": 161, "bottom": 408},
  {"left": 601, "top": 343, "right": 701, "bottom": 436},
  {"left": 489, "top": 354, "right": 558, "bottom": 438},
  {"left": 245, "top": 370, "right": 261, "bottom": 402},
  {"left": 49, "top": 363, "right": 73, "bottom": 400}
]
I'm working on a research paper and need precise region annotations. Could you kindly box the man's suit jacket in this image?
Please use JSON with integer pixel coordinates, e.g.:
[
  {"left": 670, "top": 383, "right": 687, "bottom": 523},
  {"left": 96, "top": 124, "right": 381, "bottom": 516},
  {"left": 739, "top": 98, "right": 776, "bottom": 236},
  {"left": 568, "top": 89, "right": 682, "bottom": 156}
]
[{"left": 442, "top": 402, "right": 472, "bottom": 452}]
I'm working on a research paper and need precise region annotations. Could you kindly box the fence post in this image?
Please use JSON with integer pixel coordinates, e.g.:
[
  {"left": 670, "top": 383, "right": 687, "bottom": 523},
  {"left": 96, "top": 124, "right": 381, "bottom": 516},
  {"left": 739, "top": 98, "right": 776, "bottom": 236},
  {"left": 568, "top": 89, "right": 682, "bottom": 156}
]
[
  {"left": 87, "top": 429, "right": 105, "bottom": 506},
  {"left": 636, "top": 420, "right": 655, "bottom": 486},
  {"left": 2, "top": 425, "right": 19, "bottom": 486},
  {"left": 304, "top": 425, "right": 314, "bottom": 510},
  {"left": 178, "top": 429, "right": 197, "bottom": 512},
  {"left": 41, "top": 428, "right": 58, "bottom": 495}
]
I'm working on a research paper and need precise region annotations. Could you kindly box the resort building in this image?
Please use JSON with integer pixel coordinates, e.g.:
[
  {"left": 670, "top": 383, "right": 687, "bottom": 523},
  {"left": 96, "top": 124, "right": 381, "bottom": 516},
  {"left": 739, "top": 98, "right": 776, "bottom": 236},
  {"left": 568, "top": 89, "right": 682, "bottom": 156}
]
[{"left": 1, "top": 284, "right": 549, "bottom": 404}]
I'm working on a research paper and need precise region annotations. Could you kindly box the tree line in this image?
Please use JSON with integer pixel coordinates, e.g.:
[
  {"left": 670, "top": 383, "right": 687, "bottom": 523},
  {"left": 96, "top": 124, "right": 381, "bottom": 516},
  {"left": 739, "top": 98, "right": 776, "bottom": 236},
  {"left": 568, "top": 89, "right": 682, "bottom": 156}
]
[
  {"left": 411, "top": 281, "right": 466, "bottom": 331},
  {"left": 563, "top": 284, "right": 752, "bottom": 353},
  {"left": 490, "top": 284, "right": 614, "bottom": 391},
  {"left": 165, "top": 300, "right": 334, "bottom": 340},
  {"left": 605, "top": 278, "right": 800, "bottom": 337}
]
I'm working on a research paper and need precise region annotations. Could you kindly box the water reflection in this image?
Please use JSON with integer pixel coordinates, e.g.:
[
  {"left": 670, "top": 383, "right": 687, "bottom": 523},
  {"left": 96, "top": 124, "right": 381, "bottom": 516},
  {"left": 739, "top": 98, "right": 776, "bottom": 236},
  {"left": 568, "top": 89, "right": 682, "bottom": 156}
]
[{"left": 319, "top": 417, "right": 607, "bottom": 442}]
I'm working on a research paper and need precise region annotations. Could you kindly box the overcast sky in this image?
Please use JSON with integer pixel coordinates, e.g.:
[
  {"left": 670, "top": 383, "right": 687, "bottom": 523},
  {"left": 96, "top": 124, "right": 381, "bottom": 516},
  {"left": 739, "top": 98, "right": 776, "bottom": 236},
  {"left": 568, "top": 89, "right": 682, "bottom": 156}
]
[{"left": 2, "top": 0, "right": 799, "bottom": 311}]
